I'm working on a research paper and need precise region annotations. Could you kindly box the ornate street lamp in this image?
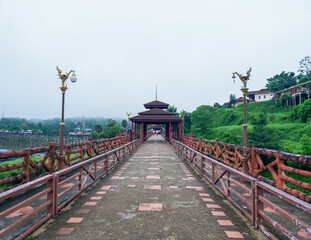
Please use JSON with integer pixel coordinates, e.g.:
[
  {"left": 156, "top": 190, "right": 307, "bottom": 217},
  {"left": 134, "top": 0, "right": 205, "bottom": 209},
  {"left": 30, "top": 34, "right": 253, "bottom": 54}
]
[
  {"left": 126, "top": 112, "right": 132, "bottom": 130},
  {"left": 181, "top": 112, "right": 185, "bottom": 141},
  {"left": 56, "top": 66, "right": 77, "bottom": 170},
  {"left": 232, "top": 67, "right": 252, "bottom": 174}
]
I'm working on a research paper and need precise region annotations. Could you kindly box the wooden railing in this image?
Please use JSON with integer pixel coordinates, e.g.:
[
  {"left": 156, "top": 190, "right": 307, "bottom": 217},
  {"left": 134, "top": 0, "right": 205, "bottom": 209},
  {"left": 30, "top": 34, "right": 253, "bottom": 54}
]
[
  {"left": 181, "top": 135, "right": 311, "bottom": 203},
  {"left": 171, "top": 139, "right": 311, "bottom": 240},
  {"left": 0, "top": 134, "right": 130, "bottom": 191},
  {"left": 0, "top": 138, "right": 140, "bottom": 240}
]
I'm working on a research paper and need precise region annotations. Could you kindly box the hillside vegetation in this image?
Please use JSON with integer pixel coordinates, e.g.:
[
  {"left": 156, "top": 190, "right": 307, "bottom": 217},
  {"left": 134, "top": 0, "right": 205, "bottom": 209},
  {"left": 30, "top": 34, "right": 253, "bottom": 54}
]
[{"left": 190, "top": 100, "right": 311, "bottom": 155}]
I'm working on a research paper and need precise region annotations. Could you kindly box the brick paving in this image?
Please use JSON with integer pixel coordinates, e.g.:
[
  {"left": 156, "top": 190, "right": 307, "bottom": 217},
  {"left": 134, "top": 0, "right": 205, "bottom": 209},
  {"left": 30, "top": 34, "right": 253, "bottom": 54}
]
[{"left": 31, "top": 135, "right": 267, "bottom": 240}]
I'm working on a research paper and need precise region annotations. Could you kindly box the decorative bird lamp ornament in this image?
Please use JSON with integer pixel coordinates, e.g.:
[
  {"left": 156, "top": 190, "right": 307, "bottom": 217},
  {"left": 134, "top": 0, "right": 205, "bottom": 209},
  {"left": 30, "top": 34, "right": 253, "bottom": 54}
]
[{"left": 232, "top": 67, "right": 252, "bottom": 89}]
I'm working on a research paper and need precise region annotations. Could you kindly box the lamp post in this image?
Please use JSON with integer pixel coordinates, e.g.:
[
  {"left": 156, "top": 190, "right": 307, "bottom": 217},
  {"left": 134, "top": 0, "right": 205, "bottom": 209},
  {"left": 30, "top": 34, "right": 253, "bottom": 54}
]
[
  {"left": 181, "top": 112, "right": 185, "bottom": 141},
  {"left": 232, "top": 67, "right": 252, "bottom": 175},
  {"left": 126, "top": 112, "right": 132, "bottom": 140},
  {"left": 126, "top": 112, "right": 132, "bottom": 130},
  {"left": 56, "top": 66, "right": 77, "bottom": 171}
]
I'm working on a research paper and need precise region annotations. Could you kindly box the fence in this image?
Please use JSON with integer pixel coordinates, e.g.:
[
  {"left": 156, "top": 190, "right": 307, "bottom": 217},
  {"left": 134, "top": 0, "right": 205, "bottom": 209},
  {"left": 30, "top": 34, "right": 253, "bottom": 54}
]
[
  {"left": 182, "top": 135, "right": 311, "bottom": 203},
  {"left": 0, "top": 134, "right": 130, "bottom": 191},
  {"left": 0, "top": 132, "right": 89, "bottom": 150},
  {"left": 0, "top": 139, "right": 140, "bottom": 240},
  {"left": 171, "top": 139, "right": 311, "bottom": 240}
]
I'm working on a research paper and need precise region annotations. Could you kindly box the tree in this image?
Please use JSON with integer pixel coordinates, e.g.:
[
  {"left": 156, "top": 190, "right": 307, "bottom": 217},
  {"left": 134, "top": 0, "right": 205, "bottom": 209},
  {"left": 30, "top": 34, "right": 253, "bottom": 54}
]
[
  {"left": 298, "top": 56, "right": 311, "bottom": 76},
  {"left": 102, "top": 119, "right": 123, "bottom": 138},
  {"left": 249, "top": 112, "right": 281, "bottom": 150},
  {"left": 121, "top": 119, "right": 128, "bottom": 129},
  {"left": 166, "top": 105, "right": 179, "bottom": 116},
  {"left": 228, "top": 94, "right": 236, "bottom": 108},
  {"left": 180, "top": 110, "right": 191, "bottom": 134},
  {"left": 213, "top": 102, "right": 222, "bottom": 109},
  {"left": 191, "top": 105, "right": 215, "bottom": 136},
  {"left": 94, "top": 123, "right": 103, "bottom": 133},
  {"left": 280, "top": 94, "right": 291, "bottom": 109},
  {"left": 266, "top": 71, "right": 297, "bottom": 92}
]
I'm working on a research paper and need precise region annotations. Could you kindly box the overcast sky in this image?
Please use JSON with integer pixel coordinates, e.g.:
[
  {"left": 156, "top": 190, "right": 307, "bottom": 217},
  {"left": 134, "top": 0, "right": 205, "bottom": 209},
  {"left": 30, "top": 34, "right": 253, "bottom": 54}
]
[{"left": 0, "top": 0, "right": 310, "bottom": 120}]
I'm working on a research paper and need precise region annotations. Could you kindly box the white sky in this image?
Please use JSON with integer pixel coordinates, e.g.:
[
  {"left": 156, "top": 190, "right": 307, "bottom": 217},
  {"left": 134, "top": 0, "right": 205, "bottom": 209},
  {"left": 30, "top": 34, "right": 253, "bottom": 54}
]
[{"left": 0, "top": 0, "right": 311, "bottom": 119}]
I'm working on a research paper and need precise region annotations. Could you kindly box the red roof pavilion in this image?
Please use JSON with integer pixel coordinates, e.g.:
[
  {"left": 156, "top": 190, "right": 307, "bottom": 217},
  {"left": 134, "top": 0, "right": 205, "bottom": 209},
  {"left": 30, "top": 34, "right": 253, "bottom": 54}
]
[{"left": 130, "top": 99, "right": 182, "bottom": 142}]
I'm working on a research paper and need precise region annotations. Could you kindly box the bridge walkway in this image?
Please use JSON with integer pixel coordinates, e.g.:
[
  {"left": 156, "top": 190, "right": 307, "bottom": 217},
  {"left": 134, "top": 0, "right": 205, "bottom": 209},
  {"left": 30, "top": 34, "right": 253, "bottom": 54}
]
[{"left": 32, "top": 135, "right": 267, "bottom": 239}]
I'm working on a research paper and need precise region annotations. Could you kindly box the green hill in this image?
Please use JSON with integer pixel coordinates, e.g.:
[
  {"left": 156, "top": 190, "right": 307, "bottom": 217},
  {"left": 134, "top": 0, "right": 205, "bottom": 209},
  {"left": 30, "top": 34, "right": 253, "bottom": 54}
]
[{"left": 190, "top": 100, "right": 311, "bottom": 155}]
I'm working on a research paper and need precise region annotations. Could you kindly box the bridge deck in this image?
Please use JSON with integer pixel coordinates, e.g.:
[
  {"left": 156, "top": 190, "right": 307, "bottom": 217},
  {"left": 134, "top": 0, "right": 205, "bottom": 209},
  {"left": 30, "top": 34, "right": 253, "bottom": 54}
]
[{"left": 32, "top": 135, "right": 266, "bottom": 239}]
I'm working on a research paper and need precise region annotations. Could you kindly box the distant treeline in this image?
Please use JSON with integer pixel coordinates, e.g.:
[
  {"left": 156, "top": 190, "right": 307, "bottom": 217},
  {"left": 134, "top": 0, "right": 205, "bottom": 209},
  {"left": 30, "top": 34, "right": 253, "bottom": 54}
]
[
  {"left": 0, "top": 132, "right": 89, "bottom": 151},
  {"left": 0, "top": 117, "right": 122, "bottom": 134}
]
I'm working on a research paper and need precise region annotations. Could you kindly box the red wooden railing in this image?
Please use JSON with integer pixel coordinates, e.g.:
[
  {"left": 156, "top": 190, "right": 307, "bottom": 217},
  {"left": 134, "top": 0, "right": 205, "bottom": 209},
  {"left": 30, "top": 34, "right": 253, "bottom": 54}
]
[
  {"left": 181, "top": 135, "right": 311, "bottom": 203},
  {"left": 171, "top": 138, "right": 311, "bottom": 240},
  {"left": 0, "top": 134, "right": 130, "bottom": 191},
  {"left": 0, "top": 138, "right": 140, "bottom": 240}
]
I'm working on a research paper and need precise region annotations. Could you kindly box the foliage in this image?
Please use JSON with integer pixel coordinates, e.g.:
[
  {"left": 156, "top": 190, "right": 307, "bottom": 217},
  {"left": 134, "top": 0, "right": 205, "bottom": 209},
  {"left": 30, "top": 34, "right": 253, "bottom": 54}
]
[
  {"left": 94, "top": 123, "right": 103, "bottom": 133},
  {"left": 298, "top": 56, "right": 311, "bottom": 76},
  {"left": 301, "top": 134, "right": 311, "bottom": 155},
  {"left": 0, "top": 117, "right": 111, "bottom": 134},
  {"left": 191, "top": 105, "right": 215, "bottom": 136},
  {"left": 103, "top": 119, "right": 124, "bottom": 138},
  {"left": 248, "top": 112, "right": 282, "bottom": 150},
  {"left": 289, "top": 99, "right": 311, "bottom": 123},
  {"left": 213, "top": 102, "right": 222, "bottom": 108},
  {"left": 121, "top": 119, "right": 128, "bottom": 129},
  {"left": 280, "top": 94, "right": 291, "bottom": 108},
  {"left": 266, "top": 71, "right": 297, "bottom": 92},
  {"left": 180, "top": 110, "right": 191, "bottom": 134},
  {"left": 228, "top": 94, "right": 236, "bottom": 108},
  {"left": 166, "top": 105, "right": 179, "bottom": 116},
  {"left": 297, "top": 75, "right": 311, "bottom": 84}
]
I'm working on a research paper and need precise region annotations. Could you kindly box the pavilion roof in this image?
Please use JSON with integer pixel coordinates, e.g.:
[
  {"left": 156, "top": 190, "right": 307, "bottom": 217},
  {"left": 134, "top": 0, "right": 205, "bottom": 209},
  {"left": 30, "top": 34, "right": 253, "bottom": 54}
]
[
  {"left": 130, "top": 114, "right": 182, "bottom": 123},
  {"left": 143, "top": 100, "right": 169, "bottom": 109},
  {"left": 138, "top": 108, "right": 174, "bottom": 115}
]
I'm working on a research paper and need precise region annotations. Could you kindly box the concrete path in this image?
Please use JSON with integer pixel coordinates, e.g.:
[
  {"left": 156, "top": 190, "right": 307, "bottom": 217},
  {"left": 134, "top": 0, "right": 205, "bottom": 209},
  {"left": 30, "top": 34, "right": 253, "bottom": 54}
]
[{"left": 32, "top": 135, "right": 267, "bottom": 240}]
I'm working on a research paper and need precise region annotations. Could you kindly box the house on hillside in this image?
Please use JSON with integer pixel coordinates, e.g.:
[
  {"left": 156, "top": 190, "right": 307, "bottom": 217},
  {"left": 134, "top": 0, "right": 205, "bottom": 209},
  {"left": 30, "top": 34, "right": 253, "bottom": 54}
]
[
  {"left": 274, "top": 81, "right": 310, "bottom": 106},
  {"left": 247, "top": 89, "right": 273, "bottom": 102},
  {"left": 234, "top": 97, "right": 253, "bottom": 107}
]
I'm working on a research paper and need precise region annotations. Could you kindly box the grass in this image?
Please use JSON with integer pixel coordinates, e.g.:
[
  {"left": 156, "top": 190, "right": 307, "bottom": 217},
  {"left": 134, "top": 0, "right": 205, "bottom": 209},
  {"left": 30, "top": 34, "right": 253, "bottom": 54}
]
[
  {"left": 190, "top": 100, "right": 311, "bottom": 197},
  {"left": 0, "top": 152, "right": 83, "bottom": 191}
]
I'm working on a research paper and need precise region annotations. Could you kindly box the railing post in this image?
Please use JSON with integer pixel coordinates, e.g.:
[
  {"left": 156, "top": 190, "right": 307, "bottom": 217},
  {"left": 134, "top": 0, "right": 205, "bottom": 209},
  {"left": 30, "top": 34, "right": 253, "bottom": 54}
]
[
  {"left": 212, "top": 163, "right": 215, "bottom": 184},
  {"left": 251, "top": 181, "right": 256, "bottom": 226},
  {"left": 23, "top": 150, "right": 30, "bottom": 183},
  {"left": 47, "top": 174, "right": 58, "bottom": 216},
  {"left": 79, "top": 167, "right": 82, "bottom": 191},
  {"left": 94, "top": 159, "right": 97, "bottom": 180},
  {"left": 88, "top": 140, "right": 93, "bottom": 157},
  {"left": 255, "top": 183, "right": 263, "bottom": 228},
  {"left": 200, "top": 157, "right": 205, "bottom": 176},
  {"left": 80, "top": 145, "right": 84, "bottom": 162},
  {"left": 226, "top": 171, "right": 230, "bottom": 198},
  {"left": 104, "top": 155, "right": 109, "bottom": 173},
  {"left": 48, "top": 142, "right": 56, "bottom": 172},
  {"left": 66, "top": 147, "right": 71, "bottom": 166}
]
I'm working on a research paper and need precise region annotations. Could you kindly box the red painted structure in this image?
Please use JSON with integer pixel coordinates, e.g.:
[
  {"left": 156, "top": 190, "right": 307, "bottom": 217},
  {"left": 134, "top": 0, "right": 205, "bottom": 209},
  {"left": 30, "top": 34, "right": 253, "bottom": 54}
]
[{"left": 130, "top": 100, "right": 182, "bottom": 142}]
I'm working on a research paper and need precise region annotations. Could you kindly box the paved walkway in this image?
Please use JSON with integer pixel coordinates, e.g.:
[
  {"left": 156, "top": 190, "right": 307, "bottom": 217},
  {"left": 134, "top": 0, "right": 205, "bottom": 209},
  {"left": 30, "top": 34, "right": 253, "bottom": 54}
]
[{"left": 32, "top": 135, "right": 267, "bottom": 240}]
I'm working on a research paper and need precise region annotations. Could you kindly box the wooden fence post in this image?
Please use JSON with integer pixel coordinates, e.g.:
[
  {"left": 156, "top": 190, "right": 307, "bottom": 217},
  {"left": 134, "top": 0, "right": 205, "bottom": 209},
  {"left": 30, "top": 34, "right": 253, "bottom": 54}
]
[
  {"left": 23, "top": 150, "right": 30, "bottom": 183},
  {"left": 48, "top": 142, "right": 55, "bottom": 172},
  {"left": 255, "top": 184, "right": 263, "bottom": 228},
  {"left": 200, "top": 157, "right": 205, "bottom": 176}
]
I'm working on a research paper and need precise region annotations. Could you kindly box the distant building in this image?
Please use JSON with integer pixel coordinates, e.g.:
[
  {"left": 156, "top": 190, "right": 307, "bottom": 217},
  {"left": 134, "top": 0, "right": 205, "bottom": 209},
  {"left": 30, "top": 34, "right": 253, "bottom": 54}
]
[
  {"left": 247, "top": 89, "right": 273, "bottom": 102},
  {"left": 274, "top": 81, "right": 310, "bottom": 106},
  {"left": 234, "top": 97, "right": 252, "bottom": 107}
]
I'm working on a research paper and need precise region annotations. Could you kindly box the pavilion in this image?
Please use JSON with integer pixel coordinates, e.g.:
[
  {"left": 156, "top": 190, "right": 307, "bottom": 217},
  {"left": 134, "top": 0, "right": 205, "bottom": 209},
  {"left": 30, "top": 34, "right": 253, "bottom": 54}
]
[{"left": 130, "top": 99, "right": 182, "bottom": 142}]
